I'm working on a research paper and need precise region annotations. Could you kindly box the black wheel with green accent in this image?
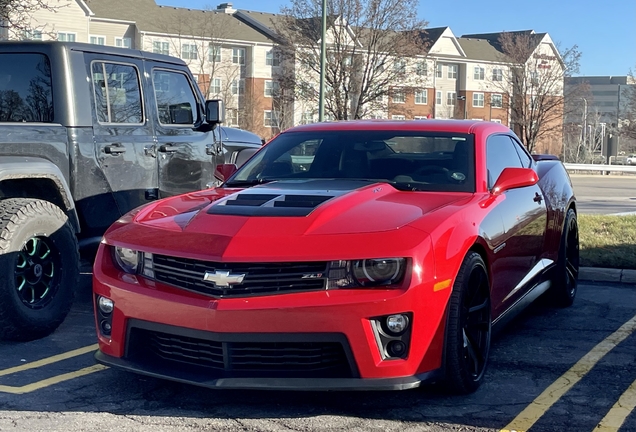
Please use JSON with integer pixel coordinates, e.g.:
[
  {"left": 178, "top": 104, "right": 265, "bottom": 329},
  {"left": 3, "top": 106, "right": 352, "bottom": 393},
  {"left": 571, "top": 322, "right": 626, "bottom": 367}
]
[
  {"left": 550, "top": 208, "right": 579, "bottom": 307},
  {"left": 444, "top": 251, "right": 492, "bottom": 394},
  {"left": 0, "top": 198, "right": 79, "bottom": 341}
]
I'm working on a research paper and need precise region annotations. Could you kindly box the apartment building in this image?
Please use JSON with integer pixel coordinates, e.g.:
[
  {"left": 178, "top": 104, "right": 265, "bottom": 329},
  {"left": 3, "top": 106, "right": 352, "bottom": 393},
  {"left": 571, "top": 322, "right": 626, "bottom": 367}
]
[{"left": 7, "top": 0, "right": 565, "bottom": 154}]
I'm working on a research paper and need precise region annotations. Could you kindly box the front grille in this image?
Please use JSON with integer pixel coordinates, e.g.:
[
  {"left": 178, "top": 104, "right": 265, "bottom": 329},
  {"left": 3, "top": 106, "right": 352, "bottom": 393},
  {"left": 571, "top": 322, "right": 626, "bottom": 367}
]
[
  {"left": 152, "top": 254, "right": 328, "bottom": 298},
  {"left": 127, "top": 326, "right": 353, "bottom": 379}
]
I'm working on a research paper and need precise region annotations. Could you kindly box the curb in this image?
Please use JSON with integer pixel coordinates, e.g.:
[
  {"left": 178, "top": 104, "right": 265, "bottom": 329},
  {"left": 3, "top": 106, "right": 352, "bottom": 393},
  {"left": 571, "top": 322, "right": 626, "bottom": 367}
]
[{"left": 579, "top": 267, "right": 636, "bottom": 284}]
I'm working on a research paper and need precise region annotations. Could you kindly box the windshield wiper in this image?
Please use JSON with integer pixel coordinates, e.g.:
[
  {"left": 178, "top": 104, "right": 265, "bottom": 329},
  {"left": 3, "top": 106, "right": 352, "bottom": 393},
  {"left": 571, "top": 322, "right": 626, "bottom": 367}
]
[{"left": 223, "top": 178, "right": 276, "bottom": 188}]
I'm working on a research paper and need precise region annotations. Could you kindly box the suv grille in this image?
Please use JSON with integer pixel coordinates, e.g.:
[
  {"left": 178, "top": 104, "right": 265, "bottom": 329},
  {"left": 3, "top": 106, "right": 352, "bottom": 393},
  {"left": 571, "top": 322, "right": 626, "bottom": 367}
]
[
  {"left": 152, "top": 254, "right": 328, "bottom": 298},
  {"left": 127, "top": 326, "right": 353, "bottom": 378}
]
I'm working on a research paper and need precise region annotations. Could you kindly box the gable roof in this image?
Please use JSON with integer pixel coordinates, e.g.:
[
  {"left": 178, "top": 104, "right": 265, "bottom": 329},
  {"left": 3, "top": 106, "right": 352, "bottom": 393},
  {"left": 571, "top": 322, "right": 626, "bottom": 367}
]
[
  {"left": 459, "top": 30, "right": 546, "bottom": 56},
  {"left": 85, "top": 0, "right": 274, "bottom": 43},
  {"left": 457, "top": 38, "right": 508, "bottom": 62}
]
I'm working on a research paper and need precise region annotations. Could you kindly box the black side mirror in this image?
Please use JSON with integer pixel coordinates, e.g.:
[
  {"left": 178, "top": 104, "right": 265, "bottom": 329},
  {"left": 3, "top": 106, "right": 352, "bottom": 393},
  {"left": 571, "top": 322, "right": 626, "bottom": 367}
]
[{"left": 205, "top": 99, "right": 225, "bottom": 125}]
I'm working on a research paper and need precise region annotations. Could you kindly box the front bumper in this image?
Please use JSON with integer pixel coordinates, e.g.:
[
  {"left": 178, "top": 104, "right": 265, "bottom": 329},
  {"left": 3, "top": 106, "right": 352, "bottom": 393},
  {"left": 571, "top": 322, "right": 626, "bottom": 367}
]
[
  {"left": 93, "top": 244, "right": 452, "bottom": 390},
  {"left": 95, "top": 350, "right": 440, "bottom": 391}
]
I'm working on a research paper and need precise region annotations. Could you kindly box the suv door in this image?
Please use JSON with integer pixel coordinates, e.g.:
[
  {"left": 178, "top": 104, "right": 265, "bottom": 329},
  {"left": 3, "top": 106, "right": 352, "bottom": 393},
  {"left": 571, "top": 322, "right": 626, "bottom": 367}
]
[
  {"left": 147, "top": 66, "right": 221, "bottom": 197},
  {"left": 486, "top": 134, "right": 547, "bottom": 316},
  {"left": 88, "top": 57, "right": 158, "bottom": 215}
]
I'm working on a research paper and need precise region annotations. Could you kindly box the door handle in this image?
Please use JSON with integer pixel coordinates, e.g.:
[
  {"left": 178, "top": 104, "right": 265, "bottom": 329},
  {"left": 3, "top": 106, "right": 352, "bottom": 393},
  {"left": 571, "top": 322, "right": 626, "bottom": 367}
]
[
  {"left": 104, "top": 143, "right": 126, "bottom": 155},
  {"left": 158, "top": 144, "right": 180, "bottom": 153},
  {"left": 144, "top": 144, "right": 156, "bottom": 158},
  {"left": 205, "top": 144, "right": 219, "bottom": 155},
  {"left": 533, "top": 192, "right": 543, "bottom": 204}
]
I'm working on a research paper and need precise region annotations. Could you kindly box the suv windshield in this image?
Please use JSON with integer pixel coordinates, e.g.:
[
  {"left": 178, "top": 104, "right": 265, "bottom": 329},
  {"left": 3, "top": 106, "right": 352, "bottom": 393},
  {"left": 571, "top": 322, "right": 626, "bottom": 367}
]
[{"left": 226, "top": 130, "right": 476, "bottom": 192}]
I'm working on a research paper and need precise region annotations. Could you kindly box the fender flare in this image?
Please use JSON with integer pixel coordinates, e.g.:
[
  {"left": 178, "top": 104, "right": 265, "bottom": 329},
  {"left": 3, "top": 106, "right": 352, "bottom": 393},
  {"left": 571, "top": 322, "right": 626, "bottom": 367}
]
[{"left": 0, "top": 156, "right": 80, "bottom": 233}]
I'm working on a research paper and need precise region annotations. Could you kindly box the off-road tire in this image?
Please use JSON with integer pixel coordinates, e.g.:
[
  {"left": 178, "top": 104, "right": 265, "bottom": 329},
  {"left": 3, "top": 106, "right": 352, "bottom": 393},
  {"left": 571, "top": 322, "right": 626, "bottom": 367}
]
[
  {"left": 550, "top": 208, "right": 579, "bottom": 308},
  {"left": 0, "top": 198, "right": 79, "bottom": 341},
  {"left": 444, "top": 252, "right": 492, "bottom": 394}
]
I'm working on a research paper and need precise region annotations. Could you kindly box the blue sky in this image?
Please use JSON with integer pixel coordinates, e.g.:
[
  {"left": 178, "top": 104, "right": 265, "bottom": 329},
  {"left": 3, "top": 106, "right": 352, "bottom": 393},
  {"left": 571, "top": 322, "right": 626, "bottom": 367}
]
[{"left": 158, "top": 0, "right": 635, "bottom": 76}]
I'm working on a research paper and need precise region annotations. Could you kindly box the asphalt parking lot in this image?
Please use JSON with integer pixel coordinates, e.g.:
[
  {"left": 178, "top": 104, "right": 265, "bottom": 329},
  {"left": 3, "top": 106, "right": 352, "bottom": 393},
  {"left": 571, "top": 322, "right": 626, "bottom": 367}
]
[{"left": 0, "top": 273, "right": 635, "bottom": 432}]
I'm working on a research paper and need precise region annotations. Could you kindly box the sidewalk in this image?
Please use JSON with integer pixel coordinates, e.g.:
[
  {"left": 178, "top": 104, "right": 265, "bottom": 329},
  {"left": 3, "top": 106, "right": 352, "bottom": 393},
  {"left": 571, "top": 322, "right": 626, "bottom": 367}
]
[{"left": 580, "top": 267, "right": 636, "bottom": 284}]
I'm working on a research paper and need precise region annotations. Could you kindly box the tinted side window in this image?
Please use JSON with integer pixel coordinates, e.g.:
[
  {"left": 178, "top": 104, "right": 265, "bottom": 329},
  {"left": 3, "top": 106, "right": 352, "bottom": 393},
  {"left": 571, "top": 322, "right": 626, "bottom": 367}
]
[
  {"left": 153, "top": 70, "right": 198, "bottom": 125},
  {"left": 486, "top": 134, "right": 523, "bottom": 189},
  {"left": 511, "top": 137, "right": 533, "bottom": 167},
  {"left": 0, "top": 53, "right": 53, "bottom": 122},
  {"left": 91, "top": 62, "right": 143, "bottom": 124}
]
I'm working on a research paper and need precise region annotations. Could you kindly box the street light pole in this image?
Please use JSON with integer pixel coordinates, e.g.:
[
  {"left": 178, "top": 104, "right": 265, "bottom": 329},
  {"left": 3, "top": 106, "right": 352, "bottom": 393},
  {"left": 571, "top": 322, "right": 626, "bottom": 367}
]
[{"left": 318, "top": 0, "right": 327, "bottom": 122}]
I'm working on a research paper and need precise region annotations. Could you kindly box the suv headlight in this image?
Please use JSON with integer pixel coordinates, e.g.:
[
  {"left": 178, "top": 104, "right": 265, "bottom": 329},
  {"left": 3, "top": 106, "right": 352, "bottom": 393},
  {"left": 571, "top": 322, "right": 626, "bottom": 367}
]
[
  {"left": 328, "top": 258, "right": 407, "bottom": 288},
  {"left": 112, "top": 246, "right": 140, "bottom": 274}
]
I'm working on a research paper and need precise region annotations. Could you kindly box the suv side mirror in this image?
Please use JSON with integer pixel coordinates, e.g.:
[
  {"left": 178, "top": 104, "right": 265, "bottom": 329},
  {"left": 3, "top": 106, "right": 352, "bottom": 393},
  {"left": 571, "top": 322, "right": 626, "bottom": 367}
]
[
  {"left": 214, "top": 163, "right": 238, "bottom": 182},
  {"left": 492, "top": 167, "right": 538, "bottom": 195},
  {"left": 205, "top": 99, "right": 225, "bottom": 125}
]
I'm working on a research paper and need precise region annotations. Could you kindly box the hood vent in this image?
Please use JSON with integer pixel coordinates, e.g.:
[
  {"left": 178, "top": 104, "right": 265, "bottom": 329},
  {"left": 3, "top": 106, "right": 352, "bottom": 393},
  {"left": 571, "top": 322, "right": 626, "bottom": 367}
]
[{"left": 208, "top": 193, "right": 336, "bottom": 216}]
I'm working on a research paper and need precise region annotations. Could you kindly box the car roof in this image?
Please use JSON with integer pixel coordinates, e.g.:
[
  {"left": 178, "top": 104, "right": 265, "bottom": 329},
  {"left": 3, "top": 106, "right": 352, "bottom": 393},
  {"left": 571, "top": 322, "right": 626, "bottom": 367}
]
[{"left": 283, "top": 119, "right": 511, "bottom": 135}]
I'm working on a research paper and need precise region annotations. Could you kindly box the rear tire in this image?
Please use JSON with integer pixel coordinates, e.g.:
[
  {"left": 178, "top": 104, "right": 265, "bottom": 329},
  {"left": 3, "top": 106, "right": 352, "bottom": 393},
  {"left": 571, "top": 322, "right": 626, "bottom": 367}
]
[
  {"left": 550, "top": 208, "right": 579, "bottom": 308},
  {"left": 0, "top": 198, "right": 79, "bottom": 341},
  {"left": 444, "top": 252, "right": 492, "bottom": 394}
]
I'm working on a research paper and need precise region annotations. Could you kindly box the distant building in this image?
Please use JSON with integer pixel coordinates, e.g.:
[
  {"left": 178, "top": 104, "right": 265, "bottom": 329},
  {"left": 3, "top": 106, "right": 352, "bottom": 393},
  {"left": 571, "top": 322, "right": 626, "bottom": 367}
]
[
  {"left": 4, "top": 0, "right": 565, "bottom": 154},
  {"left": 565, "top": 76, "right": 634, "bottom": 126}
]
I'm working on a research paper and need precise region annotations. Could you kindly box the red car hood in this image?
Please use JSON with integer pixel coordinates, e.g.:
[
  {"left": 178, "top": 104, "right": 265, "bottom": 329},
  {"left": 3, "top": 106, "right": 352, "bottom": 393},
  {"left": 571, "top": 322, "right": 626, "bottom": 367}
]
[{"left": 107, "top": 180, "right": 469, "bottom": 261}]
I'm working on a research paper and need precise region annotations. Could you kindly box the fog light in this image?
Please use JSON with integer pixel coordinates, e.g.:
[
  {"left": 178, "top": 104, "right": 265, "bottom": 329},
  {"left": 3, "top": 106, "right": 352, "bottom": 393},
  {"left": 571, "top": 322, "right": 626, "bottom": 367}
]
[
  {"left": 387, "top": 340, "right": 407, "bottom": 358},
  {"left": 98, "top": 296, "right": 114, "bottom": 314},
  {"left": 100, "top": 320, "right": 112, "bottom": 335},
  {"left": 386, "top": 314, "right": 409, "bottom": 335}
]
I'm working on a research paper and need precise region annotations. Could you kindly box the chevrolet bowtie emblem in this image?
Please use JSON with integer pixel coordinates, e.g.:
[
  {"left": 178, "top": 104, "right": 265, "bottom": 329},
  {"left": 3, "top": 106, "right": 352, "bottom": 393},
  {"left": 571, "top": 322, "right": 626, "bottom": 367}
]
[{"left": 203, "top": 270, "right": 246, "bottom": 287}]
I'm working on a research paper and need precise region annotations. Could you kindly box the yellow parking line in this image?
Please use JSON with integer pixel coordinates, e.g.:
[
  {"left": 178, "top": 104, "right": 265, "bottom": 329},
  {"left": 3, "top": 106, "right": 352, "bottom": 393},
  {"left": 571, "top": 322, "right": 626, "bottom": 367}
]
[
  {"left": 501, "top": 313, "right": 636, "bottom": 432},
  {"left": 0, "top": 344, "right": 99, "bottom": 377},
  {"left": 595, "top": 377, "right": 636, "bottom": 431},
  {"left": 0, "top": 364, "right": 108, "bottom": 394}
]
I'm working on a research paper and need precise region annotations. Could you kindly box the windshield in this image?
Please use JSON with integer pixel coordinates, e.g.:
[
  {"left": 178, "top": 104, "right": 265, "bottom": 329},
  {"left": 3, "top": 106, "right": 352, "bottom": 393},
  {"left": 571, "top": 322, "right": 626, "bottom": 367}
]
[{"left": 225, "top": 130, "right": 475, "bottom": 193}]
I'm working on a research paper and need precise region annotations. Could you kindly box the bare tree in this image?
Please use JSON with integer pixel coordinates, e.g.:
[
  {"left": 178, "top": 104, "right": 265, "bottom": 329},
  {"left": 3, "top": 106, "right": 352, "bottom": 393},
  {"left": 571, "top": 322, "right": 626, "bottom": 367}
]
[
  {"left": 275, "top": 0, "right": 428, "bottom": 121},
  {"left": 0, "top": 0, "right": 60, "bottom": 37},
  {"left": 620, "top": 68, "right": 636, "bottom": 144},
  {"left": 493, "top": 32, "right": 583, "bottom": 154}
]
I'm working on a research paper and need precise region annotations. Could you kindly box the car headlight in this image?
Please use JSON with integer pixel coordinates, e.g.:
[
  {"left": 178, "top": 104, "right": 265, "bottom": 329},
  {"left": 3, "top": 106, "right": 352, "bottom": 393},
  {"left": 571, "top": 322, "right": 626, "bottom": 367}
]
[
  {"left": 327, "top": 258, "right": 407, "bottom": 288},
  {"left": 112, "top": 246, "right": 141, "bottom": 274}
]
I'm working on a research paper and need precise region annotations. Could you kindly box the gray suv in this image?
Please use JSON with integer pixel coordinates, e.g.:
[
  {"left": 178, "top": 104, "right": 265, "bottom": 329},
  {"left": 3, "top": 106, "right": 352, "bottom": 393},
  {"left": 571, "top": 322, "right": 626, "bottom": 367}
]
[{"left": 0, "top": 41, "right": 262, "bottom": 341}]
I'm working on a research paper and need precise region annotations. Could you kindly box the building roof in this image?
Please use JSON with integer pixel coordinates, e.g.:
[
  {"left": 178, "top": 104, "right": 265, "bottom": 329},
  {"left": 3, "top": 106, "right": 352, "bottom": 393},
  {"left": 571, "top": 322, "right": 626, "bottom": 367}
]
[
  {"left": 85, "top": 0, "right": 274, "bottom": 43},
  {"left": 457, "top": 38, "right": 507, "bottom": 62}
]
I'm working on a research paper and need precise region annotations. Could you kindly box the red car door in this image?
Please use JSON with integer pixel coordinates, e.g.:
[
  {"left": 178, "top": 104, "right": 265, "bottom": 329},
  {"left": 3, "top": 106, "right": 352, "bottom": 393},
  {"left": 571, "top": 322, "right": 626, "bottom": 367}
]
[{"left": 485, "top": 135, "right": 548, "bottom": 317}]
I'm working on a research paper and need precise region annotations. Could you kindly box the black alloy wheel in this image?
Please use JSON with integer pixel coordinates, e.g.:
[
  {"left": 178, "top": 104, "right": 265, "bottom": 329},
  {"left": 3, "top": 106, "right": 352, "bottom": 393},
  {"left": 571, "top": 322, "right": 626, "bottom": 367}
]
[
  {"left": 444, "top": 252, "right": 492, "bottom": 394},
  {"left": 15, "top": 236, "right": 62, "bottom": 309},
  {"left": 551, "top": 208, "right": 579, "bottom": 307}
]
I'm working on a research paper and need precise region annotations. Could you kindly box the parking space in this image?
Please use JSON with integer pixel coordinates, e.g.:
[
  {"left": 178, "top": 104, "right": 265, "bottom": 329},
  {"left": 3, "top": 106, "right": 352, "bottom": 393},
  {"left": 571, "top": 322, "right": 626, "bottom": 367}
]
[{"left": 0, "top": 278, "right": 634, "bottom": 432}]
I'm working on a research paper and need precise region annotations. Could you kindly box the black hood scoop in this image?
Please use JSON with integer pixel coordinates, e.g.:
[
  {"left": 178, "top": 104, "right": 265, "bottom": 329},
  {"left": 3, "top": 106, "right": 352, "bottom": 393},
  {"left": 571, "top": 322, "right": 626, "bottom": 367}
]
[{"left": 208, "top": 179, "right": 373, "bottom": 217}]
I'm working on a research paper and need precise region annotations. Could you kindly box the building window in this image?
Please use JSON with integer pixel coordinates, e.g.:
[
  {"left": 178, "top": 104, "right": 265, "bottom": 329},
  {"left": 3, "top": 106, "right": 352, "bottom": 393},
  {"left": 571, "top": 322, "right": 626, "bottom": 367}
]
[
  {"left": 153, "top": 41, "right": 169, "bottom": 55},
  {"left": 473, "top": 66, "right": 485, "bottom": 80},
  {"left": 209, "top": 45, "right": 222, "bottom": 63},
  {"left": 23, "top": 29, "right": 42, "bottom": 40},
  {"left": 491, "top": 119, "right": 502, "bottom": 124},
  {"left": 226, "top": 108, "right": 239, "bottom": 126},
  {"left": 90, "top": 36, "right": 106, "bottom": 45},
  {"left": 473, "top": 92, "right": 485, "bottom": 107},
  {"left": 264, "top": 110, "right": 279, "bottom": 127},
  {"left": 115, "top": 37, "right": 131, "bottom": 49},
  {"left": 392, "top": 115, "right": 406, "bottom": 120},
  {"left": 492, "top": 68, "right": 503, "bottom": 82},
  {"left": 436, "top": 91, "right": 442, "bottom": 105},
  {"left": 414, "top": 116, "right": 429, "bottom": 120},
  {"left": 392, "top": 89, "right": 405, "bottom": 103},
  {"left": 415, "top": 90, "right": 427, "bottom": 104},
  {"left": 491, "top": 93, "right": 503, "bottom": 108},
  {"left": 57, "top": 32, "right": 76, "bottom": 42},
  {"left": 264, "top": 80, "right": 280, "bottom": 97},
  {"left": 301, "top": 111, "right": 313, "bottom": 124},
  {"left": 210, "top": 78, "right": 221, "bottom": 94},
  {"left": 416, "top": 61, "right": 427, "bottom": 76},
  {"left": 530, "top": 71, "right": 539, "bottom": 85},
  {"left": 447, "top": 91, "right": 456, "bottom": 105},
  {"left": 436, "top": 64, "right": 443, "bottom": 78},
  {"left": 181, "top": 44, "right": 198, "bottom": 60},
  {"left": 447, "top": 65, "right": 457, "bottom": 79},
  {"left": 233, "top": 47, "right": 245, "bottom": 65},
  {"left": 393, "top": 59, "right": 406, "bottom": 74},
  {"left": 231, "top": 79, "right": 244, "bottom": 96},
  {"left": 266, "top": 49, "right": 280, "bottom": 66}
]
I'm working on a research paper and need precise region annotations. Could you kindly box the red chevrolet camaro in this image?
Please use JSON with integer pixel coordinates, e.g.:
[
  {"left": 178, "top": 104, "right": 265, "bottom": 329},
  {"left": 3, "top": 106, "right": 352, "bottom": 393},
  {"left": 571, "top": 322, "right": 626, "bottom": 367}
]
[{"left": 93, "top": 120, "right": 579, "bottom": 394}]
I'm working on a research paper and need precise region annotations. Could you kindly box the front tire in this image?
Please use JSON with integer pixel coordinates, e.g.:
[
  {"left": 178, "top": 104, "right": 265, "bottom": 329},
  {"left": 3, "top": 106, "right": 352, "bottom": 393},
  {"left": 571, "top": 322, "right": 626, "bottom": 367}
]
[
  {"left": 550, "top": 208, "right": 579, "bottom": 307},
  {"left": 444, "top": 252, "right": 492, "bottom": 394},
  {"left": 0, "top": 198, "right": 79, "bottom": 341}
]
